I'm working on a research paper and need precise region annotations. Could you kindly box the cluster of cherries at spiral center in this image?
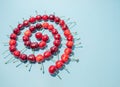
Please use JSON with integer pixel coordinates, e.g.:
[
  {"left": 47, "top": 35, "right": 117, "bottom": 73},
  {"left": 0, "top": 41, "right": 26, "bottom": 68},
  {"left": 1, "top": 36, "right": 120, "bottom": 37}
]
[{"left": 9, "top": 14, "right": 74, "bottom": 75}]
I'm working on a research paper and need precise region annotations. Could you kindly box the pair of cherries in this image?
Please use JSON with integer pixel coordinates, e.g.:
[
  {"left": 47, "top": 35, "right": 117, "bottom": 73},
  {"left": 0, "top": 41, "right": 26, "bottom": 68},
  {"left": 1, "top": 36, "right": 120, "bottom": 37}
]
[{"left": 9, "top": 13, "right": 74, "bottom": 75}]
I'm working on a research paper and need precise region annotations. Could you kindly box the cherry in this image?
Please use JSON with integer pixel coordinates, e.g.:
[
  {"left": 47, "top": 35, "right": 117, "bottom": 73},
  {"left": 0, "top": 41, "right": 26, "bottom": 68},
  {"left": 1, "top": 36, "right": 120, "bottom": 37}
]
[
  {"left": 36, "top": 15, "right": 42, "bottom": 21},
  {"left": 24, "top": 30, "right": 31, "bottom": 37},
  {"left": 22, "top": 35, "right": 29, "bottom": 41},
  {"left": 48, "top": 24, "right": 54, "bottom": 31},
  {"left": 44, "top": 50, "right": 52, "bottom": 59},
  {"left": 23, "top": 20, "right": 29, "bottom": 26},
  {"left": 29, "top": 25, "right": 36, "bottom": 32},
  {"left": 42, "top": 15, "right": 48, "bottom": 21},
  {"left": 55, "top": 60, "right": 64, "bottom": 69},
  {"left": 42, "top": 34, "right": 49, "bottom": 42},
  {"left": 49, "top": 65, "right": 57, "bottom": 74},
  {"left": 13, "top": 28, "right": 20, "bottom": 35},
  {"left": 62, "top": 24, "right": 68, "bottom": 31},
  {"left": 42, "top": 22, "right": 49, "bottom": 29},
  {"left": 27, "top": 54, "right": 36, "bottom": 63},
  {"left": 66, "top": 41, "right": 74, "bottom": 48},
  {"left": 9, "top": 39, "right": 16, "bottom": 46},
  {"left": 35, "top": 32, "right": 42, "bottom": 40},
  {"left": 51, "top": 29, "right": 58, "bottom": 35},
  {"left": 39, "top": 41, "right": 46, "bottom": 48},
  {"left": 54, "top": 34, "right": 61, "bottom": 40},
  {"left": 64, "top": 48, "right": 72, "bottom": 55},
  {"left": 54, "top": 16, "right": 60, "bottom": 24},
  {"left": 67, "top": 35, "right": 73, "bottom": 41},
  {"left": 9, "top": 45, "right": 16, "bottom": 52},
  {"left": 61, "top": 54, "right": 69, "bottom": 63},
  {"left": 64, "top": 29, "right": 71, "bottom": 37},
  {"left": 24, "top": 41, "right": 31, "bottom": 47},
  {"left": 17, "top": 24, "right": 23, "bottom": 30},
  {"left": 49, "top": 14, "right": 55, "bottom": 21},
  {"left": 30, "top": 42, "right": 39, "bottom": 49},
  {"left": 29, "top": 16, "right": 36, "bottom": 23},
  {"left": 53, "top": 40, "right": 61, "bottom": 47},
  {"left": 36, "top": 54, "right": 44, "bottom": 63},
  {"left": 59, "top": 20, "right": 65, "bottom": 27},
  {"left": 50, "top": 46, "right": 58, "bottom": 54},
  {"left": 19, "top": 54, "right": 27, "bottom": 62},
  {"left": 36, "top": 23, "right": 42, "bottom": 29},
  {"left": 13, "top": 50, "right": 20, "bottom": 57},
  {"left": 10, "top": 33, "right": 17, "bottom": 40}
]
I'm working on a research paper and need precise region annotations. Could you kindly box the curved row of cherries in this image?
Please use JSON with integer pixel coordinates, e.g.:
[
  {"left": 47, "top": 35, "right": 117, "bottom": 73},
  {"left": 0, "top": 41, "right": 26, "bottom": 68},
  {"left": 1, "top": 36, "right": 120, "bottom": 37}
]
[{"left": 9, "top": 14, "right": 74, "bottom": 75}]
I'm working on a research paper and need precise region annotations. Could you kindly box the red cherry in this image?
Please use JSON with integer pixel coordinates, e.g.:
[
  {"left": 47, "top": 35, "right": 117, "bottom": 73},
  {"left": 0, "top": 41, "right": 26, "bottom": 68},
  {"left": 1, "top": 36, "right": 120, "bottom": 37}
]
[
  {"left": 62, "top": 24, "right": 68, "bottom": 31},
  {"left": 22, "top": 35, "right": 29, "bottom": 41},
  {"left": 24, "top": 30, "right": 31, "bottom": 37},
  {"left": 61, "top": 54, "right": 69, "bottom": 63},
  {"left": 51, "top": 29, "right": 58, "bottom": 35},
  {"left": 17, "top": 24, "right": 23, "bottom": 30},
  {"left": 49, "top": 65, "right": 57, "bottom": 74},
  {"left": 55, "top": 60, "right": 64, "bottom": 69},
  {"left": 30, "top": 42, "right": 39, "bottom": 49},
  {"left": 29, "top": 17, "right": 36, "bottom": 23},
  {"left": 29, "top": 25, "right": 36, "bottom": 32},
  {"left": 13, "top": 50, "right": 20, "bottom": 57},
  {"left": 23, "top": 20, "right": 29, "bottom": 26},
  {"left": 35, "top": 32, "right": 42, "bottom": 40},
  {"left": 54, "top": 34, "right": 61, "bottom": 40},
  {"left": 28, "top": 54, "right": 36, "bottom": 63},
  {"left": 13, "top": 28, "right": 20, "bottom": 35},
  {"left": 59, "top": 20, "right": 65, "bottom": 27},
  {"left": 36, "top": 15, "right": 42, "bottom": 21},
  {"left": 19, "top": 54, "right": 27, "bottom": 62},
  {"left": 42, "top": 15, "right": 48, "bottom": 21},
  {"left": 64, "top": 48, "right": 72, "bottom": 55},
  {"left": 54, "top": 17, "right": 60, "bottom": 23},
  {"left": 42, "top": 22, "right": 49, "bottom": 29},
  {"left": 36, "top": 54, "right": 44, "bottom": 63},
  {"left": 42, "top": 34, "right": 49, "bottom": 42},
  {"left": 48, "top": 24, "right": 54, "bottom": 31},
  {"left": 67, "top": 35, "right": 73, "bottom": 41},
  {"left": 44, "top": 50, "right": 51, "bottom": 59},
  {"left": 9, "top": 39, "right": 16, "bottom": 46},
  {"left": 39, "top": 41, "right": 46, "bottom": 48},
  {"left": 36, "top": 23, "right": 42, "bottom": 29},
  {"left": 64, "top": 29, "right": 71, "bottom": 37},
  {"left": 50, "top": 46, "right": 58, "bottom": 54},
  {"left": 53, "top": 40, "right": 61, "bottom": 47},
  {"left": 10, "top": 33, "right": 17, "bottom": 40},
  {"left": 66, "top": 41, "right": 74, "bottom": 48},
  {"left": 9, "top": 45, "right": 16, "bottom": 52},
  {"left": 49, "top": 14, "right": 55, "bottom": 21},
  {"left": 24, "top": 41, "right": 31, "bottom": 47}
]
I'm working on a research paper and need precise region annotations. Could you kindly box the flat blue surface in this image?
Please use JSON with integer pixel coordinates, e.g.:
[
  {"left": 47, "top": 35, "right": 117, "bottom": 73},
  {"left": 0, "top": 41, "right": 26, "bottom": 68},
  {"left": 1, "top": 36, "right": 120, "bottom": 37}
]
[{"left": 0, "top": 0, "right": 120, "bottom": 87}]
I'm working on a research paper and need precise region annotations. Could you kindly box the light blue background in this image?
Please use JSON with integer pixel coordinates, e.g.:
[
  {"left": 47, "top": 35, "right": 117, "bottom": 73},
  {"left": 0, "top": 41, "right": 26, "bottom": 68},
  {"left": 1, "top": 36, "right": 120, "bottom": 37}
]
[{"left": 0, "top": 0, "right": 120, "bottom": 87}]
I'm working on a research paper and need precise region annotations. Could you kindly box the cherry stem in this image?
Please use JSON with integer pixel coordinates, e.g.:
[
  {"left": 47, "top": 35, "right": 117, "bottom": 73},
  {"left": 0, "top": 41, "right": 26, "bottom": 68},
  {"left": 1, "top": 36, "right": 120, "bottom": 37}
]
[
  {"left": 9, "top": 25, "right": 13, "bottom": 30},
  {"left": 75, "top": 42, "right": 81, "bottom": 46},
  {"left": 63, "top": 66, "right": 70, "bottom": 73},
  {"left": 35, "top": 10, "right": 38, "bottom": 15},
  {"left": 29, "top": 64, "right": 32, "bottom": 72},
  {"left": 42, "top": 29, "right": 45, "bottom": 33},
  {"left": 57, "top": 53, "right": 59, "bottom": 60},
  {"left": 16, "top": 62, "right": 22, "bottom": 67},
  {"left": 13, "top": 59, "right": 19, "bottom": 63},
  {"left": 72, "top": 32, "right": 78, "bottom": 35},
  {"left": 5, "top": 57, "right": 14, "bottom": 64},
  {"left": 2, "top": 49, "right": 9, "bottom": 55},
  {"left": 67, "top": 22, "right": 77, "bottom": 29},
  {"left": 32, "top": 49, "right": 35, "bottom": 54},
  {"left": 70, "top": 58, "right": 79, "bottom": 63},
  {"left": 4, "top": 54, "right": 11, "bottom": 59},
  {"left": 74, "top": 38, "right": 80, "bottom": 41},
  {"left": 26, "top": 63, "right": 29, "bottom": 67},
  {"left": 41, "top": 63, "right": 44, "bottom": 74},
  {"left": 21, "top": 47, "right": 27, "bottom": 53},
  {"left": 75, "top": 46, "right": 83, "bottom": 48},
  {"left": 55, "top": 72, "right": 62, "bottom": 80}
]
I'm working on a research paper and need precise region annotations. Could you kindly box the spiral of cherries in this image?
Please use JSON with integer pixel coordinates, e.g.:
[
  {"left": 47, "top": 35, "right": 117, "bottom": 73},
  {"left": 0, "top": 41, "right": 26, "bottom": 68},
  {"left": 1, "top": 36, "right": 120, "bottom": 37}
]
[{"left": 8, "top": 14, "right": 74, "bottom": 75}]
